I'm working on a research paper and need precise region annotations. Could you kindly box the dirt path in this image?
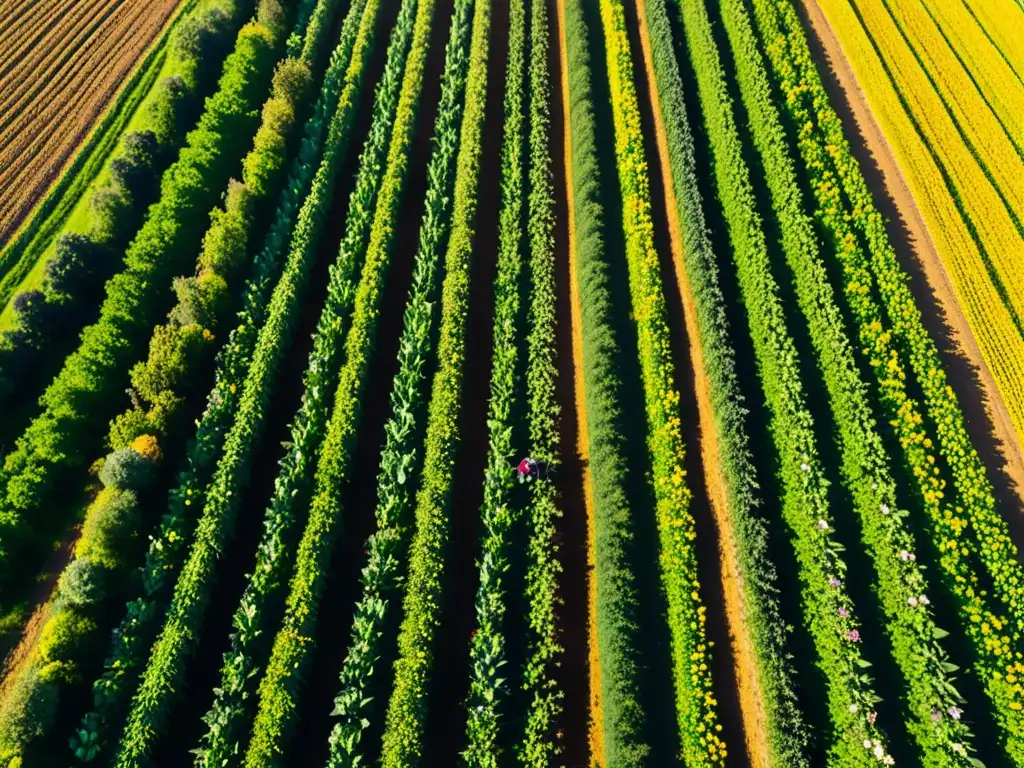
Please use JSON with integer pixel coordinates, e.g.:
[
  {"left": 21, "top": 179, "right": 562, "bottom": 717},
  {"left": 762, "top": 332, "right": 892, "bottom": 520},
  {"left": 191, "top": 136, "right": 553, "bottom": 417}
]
[
  {"left": 0, "top": 528, "right": 80, "bottom": 701},
  {"left": 630, "top": 2, "right": 769, "bottom": 765},
  {"left": 798, "top": 0, "right": 1024, "bottom": 517},
  {"left": 554, "top": 1, "right": 604, "bottom": 764}
]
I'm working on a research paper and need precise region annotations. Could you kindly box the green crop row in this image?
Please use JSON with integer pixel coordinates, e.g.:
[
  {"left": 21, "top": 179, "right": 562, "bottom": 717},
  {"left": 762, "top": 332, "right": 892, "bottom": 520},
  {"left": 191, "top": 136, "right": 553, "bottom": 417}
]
[
  {"left": 636, "top": 0, "right": 810, "bottom": 763},
  {"left": 559, "top": 0, "right": 651, "bottom": 761},
  {"left": 719, "top": 0, "right": 978, "bottom": 762},
  {"left": 69, "top": 1, "right": 375, "bottom": 758},
  {"left": 672, "top": 0, "right": 894, "bottom": 762},
  {"left": 518, "top": 0, "right": 563, "bottom": 760},
  {"left": 242, "top": 0, "right": 445, "bottom": 762},
  {"left": 323, "top": 2, "right": 475, "bottom": 766},
  {"left": 462, "top": 0, "right": 527, "bottom": 762},
  {"left": 750, "top": 0, "right": 1024, "bottom": 756},
  {"left": 0, "top": 13, "right": 289, "bottom": 577},
  {"left": 598, "top": 1, "right": 725, "bottom": 763},
  {"left": 108, "top": 2, "right": 384, "bottom": 763},
  {"left": 377, "top": 1, "right": 491, "bottom": 764},
  {"left": 193, "top": 1, "right": 415, "bottom": 764}
]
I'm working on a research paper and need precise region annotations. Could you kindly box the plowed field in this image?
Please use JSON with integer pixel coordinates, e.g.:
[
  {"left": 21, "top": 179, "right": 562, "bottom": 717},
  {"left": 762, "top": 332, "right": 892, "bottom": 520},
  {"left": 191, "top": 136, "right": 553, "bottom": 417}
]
[{"left": 0, "top": 0, "right": 181, "bottom": 246}]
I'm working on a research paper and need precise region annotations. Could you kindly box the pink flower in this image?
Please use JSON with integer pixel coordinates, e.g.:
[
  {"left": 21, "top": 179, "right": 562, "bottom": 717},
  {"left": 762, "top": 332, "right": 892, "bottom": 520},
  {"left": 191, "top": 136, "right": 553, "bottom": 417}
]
[
  {"left": 931, "top": 711, "right": 942, "bottom": 722},
  {"left": 838, "top": 607, "right": 848, "bottom": 618},
  {"left": 948, "top": 707, "right": 962, "bottom": 721},
  {"left": 900, "top": 550, "right": 911, "bottom": 561},
  {"left": 867, "top": 711, "right": 877, "bottom": 724},
  {"left": 829, "top": 577, "right": 841, "bottom": 588},
  {"left": 848, "top": 630, "right": 860, "bottom": 642}
]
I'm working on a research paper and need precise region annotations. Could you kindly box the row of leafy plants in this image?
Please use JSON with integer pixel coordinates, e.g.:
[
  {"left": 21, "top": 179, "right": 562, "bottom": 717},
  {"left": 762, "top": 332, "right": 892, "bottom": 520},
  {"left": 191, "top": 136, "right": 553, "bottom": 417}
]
[
  {"left": 108, "top": 0, "right": 384, "bottom": 764},
  {"left": 241, "top": 0, "right": 453, "bottom": 762},
  {"left": 750, "top": 0, "right": 1024, "bottom": 757},
  {"left": 671, "top": 0, "right": 895, "bottom": 761},
  {"left": 517, "top": 0, "right": 564, "bottom": 759},
  {"left": 376, "top": 1, "right": 491, "bottom": 764},
  {"left": 321, "top": 1, "right": 476, "bottom": 765},
  {"left": 192, "top": 0, "right": 417, "bottom": 763},
  {"left": 462, "top": 0, "right": 527, "bottom": 762},
  {"left": 0, "top": 3, "right": 289, "bottom": 583},
  {"left": 597, "top": 1, "right": 727, "bottom": 763},
  {"left": 635, "top": 0, "right": 810, "bottom": 763},
  {"left": 67, "top": 0, "right": 376, "bottom": 758},
  {"left": 559, "top": 0, "right": 653, "bottom": 761},
  {"left": 720, "top": 0, "right": 979, "bottom": 762},
  {"left": 0, "top": 1, "right": 289, "bottom": 761}
]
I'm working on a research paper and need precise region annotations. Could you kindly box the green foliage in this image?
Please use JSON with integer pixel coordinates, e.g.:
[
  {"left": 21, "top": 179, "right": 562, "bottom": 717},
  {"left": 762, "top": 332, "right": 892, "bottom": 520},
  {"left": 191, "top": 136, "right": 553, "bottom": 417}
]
[
  {"left": 0, "top": 18, "right": 284, "bottom": 580},
  {"left": 245, "top": 0, "right": 458, "bottom": 762},
  {"left": 559, "top": 0, "right": 650, "bottom": 762},
  {"left": 323, "top": 2, "right": 474, "bottom": 765},
  {"left": 463, "top": 0, "right": 526, "bottom": 761},
  {"left": 518, "top": 0, "right": 564, "bottom": 760},
  {"left": 38, "top": 610, "right": 99, "bottom": 668},
  {"left": 97, "top": 449, "right": 156, "bottom": 492},
  {"left": 55, "top": 558, "right": 106, "bottom": 608},
  {"left": 76, "top": 488, "right": 140, "bottom": 570},
  {"left": 0, "top": 664, "right": 58, "bottom": 760},
  {"left": 378, "top": 2, "right": 491, "bottom": 764},
  {"left": 638, "top": 0, "right": 809, "bottom": 763},
  {"left": 750, "top": 0, "right": 1024, "bottom": 756}
]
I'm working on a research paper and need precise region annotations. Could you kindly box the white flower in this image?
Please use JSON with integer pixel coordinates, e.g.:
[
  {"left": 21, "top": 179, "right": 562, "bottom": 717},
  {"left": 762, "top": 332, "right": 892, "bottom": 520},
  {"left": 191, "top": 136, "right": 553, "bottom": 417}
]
[
  {"left": 800, "top": 462, "right": 810, "bottom": 472},
  {"left": 818, "top": 519, "right": 829, "bottom": 530},
  {"left": 863, "top": 740, "right": 873, "bottom": 748},
  {"left": 900, "top": 550, "right": 911, "bottom": 561},
  {"left": 919, "top": 594, "right": 930, "bottom": 605},
  {"left": 874, "top": 744, "right": 885, "bottom": 759},
  {"left": 908, "top": 596, "right": 918, "bottom": 607},
  {"left": 849, "top": 703, "right": 859, "bottom": 713},
  {"left": 880, "top": 503, "right": 890, "bottom": 514},
  {"left": 883, "top": 757, "right": 895, "bottom": 766}
]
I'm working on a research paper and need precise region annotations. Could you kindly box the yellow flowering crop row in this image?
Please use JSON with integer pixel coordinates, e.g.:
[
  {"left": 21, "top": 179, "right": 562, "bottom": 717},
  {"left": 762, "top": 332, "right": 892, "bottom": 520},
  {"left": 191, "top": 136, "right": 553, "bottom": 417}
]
[
  {"left": 818, "top": 0, "right": 1024, "bottom": 444},
  {"left": 597, "top": 1, "right": 725, "bottom": 765},
  {"left": 962, "top": 0, "right": 1024, "bottom": 80},
  {"left": 917, "top": 0, "right": 1024, "bottom": 153}
]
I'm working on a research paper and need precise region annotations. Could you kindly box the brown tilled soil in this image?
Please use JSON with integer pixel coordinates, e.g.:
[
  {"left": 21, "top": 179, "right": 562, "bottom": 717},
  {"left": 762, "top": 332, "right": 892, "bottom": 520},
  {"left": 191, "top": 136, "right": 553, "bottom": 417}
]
[
  {"left": 798, "top": 0, "right": 1024, "bottom": 521},
  {"left": 0, "top": 528, "right": 80, "bottom": 700},
  {"left": 554, "top": 0, "right": 604, "bottom": 764},
  {"left": 0, "top": 0, "right": 181, "bottom": 247},
  {"left": 631, "top": 1, "right": 768, "bottom": 765}
]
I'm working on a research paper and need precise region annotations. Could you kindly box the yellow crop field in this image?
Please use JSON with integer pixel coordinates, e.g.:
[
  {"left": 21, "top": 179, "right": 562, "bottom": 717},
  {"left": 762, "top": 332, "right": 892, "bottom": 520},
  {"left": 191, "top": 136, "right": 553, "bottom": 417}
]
[
  {"left": 918, "top": 0, "right": 1024, "bottom": 157},
  {"left": 817, "top": 0, "right": 1024, "bottom": 444},
  {"left": 962, "top": 0, "right": 1024, "bottom": 79}
]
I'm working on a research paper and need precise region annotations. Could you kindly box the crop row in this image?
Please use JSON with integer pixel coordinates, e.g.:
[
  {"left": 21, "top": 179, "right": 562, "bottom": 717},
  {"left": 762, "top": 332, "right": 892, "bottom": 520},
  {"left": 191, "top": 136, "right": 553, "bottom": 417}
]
[
  {"left": 518, "top": 0, "right": 564, "bottom": 759},
  {"left": 751, "top": 0, "right": 1024, "bottom": 756},
  {"left": 960, "top": 0, "right": 1024, "bottom": 78},
  {"left": 672, "top": 0, "right": 897, "bottom": 761},
  {"left": 462, "top": 0, "right": 527, "bottom": 762},
  {"left": 323, "top": 3, "right": 474, "bottom": 765},
  {"left": 69, "top": 0, "right": 375, "bottom": 758},
  {"left": 597, "top": 0, "right": 726, "bottom": 764},
  {"left": 881, "top": 0, "right": 1024, "bottom": 217},
  {"left": 720, "top": 0, "right": 981, "bottom": 761},
  {"left": 559, "top": 0, "right": 652, "bottom": 761},
  {"left": 0, "top": 12, "right": 286, "bottom": 577},
  {"left": 192, "top": 0, "right": 416, "bottom": 763},
  {"left": 916, "top": 0, "right": 1024, "bottom": 154},
  {"left": 108, "top": 0, "right": 387, "bottom": 762},
  {"left": 814, "top": 0, "right": 1024, "bottom": 438},
  {"left": 635, "top": 0, "right": 810, "bottom": 763},
  {"left": 242, "top": 0, "right": 452, "bottom": 762},
  {"left": 375, "top": 3, "right": 491, "bottom": 764}
]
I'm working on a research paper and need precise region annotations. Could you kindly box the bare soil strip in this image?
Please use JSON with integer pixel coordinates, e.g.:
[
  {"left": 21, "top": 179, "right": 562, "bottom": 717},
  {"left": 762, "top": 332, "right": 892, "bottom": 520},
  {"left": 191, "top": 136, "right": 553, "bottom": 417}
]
[
  {"left": 798, "top": 0, "right": 1024, "bottom": 517},
  {"left": 0, "top": 0, "right": 181, "bottom": 246},
  {"left": 554, "top": 0, "right": 604, "bottom": 763},
  {"left": 631, "top": 1, "right": 770, "bottom": 764}
]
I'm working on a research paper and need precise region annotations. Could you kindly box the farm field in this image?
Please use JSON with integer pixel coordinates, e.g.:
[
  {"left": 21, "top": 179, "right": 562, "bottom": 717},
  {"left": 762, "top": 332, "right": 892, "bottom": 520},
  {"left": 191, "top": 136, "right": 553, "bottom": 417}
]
[
  {"left": 0, "top": 0, "right": 1023, "bottom": 765},
  {"left": 0, "top": 0, "right": 184, "bottom": 247}
]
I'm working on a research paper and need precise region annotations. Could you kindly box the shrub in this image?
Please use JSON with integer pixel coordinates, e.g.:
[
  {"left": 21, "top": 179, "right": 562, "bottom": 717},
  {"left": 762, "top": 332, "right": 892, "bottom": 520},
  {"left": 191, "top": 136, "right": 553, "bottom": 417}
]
[
  {"left": 45, "top": 233, "right": 108, "bottom": 301},
  {"left": 98, "top": 449, "right": 156, "bottom": 492},
  {"left": 128, "top": 323, "right": 208, "bottom": 407},
  {"left": 56, "top": 558, "right": 105, "bottom": 607},
  {"left": 38, "top": 609, "right": 98, "bottom": 665},
  {"left": 0, "top": 664, "right": 58, "bottom": 754},
  {"left": 76, "top": 488, "right": 140, "bottom": 569}
]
